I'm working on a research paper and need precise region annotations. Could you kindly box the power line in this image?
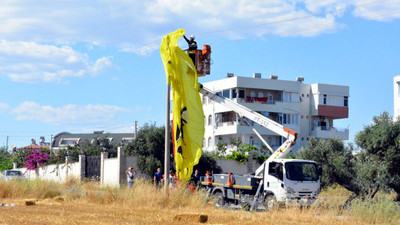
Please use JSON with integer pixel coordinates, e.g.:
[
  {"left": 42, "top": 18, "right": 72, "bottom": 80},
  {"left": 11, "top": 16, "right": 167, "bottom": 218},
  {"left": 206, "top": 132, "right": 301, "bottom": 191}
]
[
  {"left": 196, "top": 0, "right": 393, "bottom": 36},
  {"left": 131, "top": 0, "right": 396, "bottom": 53}
]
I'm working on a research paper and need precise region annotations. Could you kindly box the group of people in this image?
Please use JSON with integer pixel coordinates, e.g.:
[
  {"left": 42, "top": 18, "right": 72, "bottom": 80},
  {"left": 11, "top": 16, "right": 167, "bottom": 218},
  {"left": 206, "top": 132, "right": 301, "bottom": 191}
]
[
  {"left": 154, "top": 167, "right": 201, "bottom": 190},
  {"left": 126, "top": 166, "right": 202, "bottom": 190},
  {"left": 153, "top": 167, "right": 178, "bottom": 190}
]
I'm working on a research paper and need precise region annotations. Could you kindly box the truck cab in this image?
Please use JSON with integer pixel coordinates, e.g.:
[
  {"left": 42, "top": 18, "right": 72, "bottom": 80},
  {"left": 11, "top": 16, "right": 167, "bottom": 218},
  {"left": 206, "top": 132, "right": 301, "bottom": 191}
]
[{"left": 264, "top": 159, "right": 321, "bottom": 206}]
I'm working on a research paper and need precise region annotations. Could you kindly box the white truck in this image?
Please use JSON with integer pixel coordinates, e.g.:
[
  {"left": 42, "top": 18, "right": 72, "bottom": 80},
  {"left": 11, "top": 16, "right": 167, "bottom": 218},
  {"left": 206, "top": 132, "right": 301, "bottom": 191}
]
[{"left": 198, "top": 85, "right": 321, "bottom": 210}]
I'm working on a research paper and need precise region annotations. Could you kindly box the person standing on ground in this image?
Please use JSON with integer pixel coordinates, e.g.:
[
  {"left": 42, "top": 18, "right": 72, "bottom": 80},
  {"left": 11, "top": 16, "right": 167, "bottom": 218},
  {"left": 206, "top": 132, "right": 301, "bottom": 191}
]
[
  {"left": 169, "top": 170, "right": 176, "bottom": 191},
  {"left": 126, "top": 167, "right": 136, "bottom": 189},
  {"left": 191, "top": 169, "right": 200, "bottom": 186},
  {"left": 153, "top": 167, "right": 163, "bottom": 189}
]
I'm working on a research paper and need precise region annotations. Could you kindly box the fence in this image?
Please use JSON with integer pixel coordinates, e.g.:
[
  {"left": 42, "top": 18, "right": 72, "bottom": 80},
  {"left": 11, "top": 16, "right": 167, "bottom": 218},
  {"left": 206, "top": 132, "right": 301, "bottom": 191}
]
[{"left": 16, "top": 147, "right": 261, "bottom": 186}]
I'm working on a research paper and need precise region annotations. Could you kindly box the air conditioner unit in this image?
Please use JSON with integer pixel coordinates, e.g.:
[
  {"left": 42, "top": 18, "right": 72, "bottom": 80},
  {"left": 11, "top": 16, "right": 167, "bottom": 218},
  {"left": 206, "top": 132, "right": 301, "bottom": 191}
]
[
  {"left": 253, "top": 73, "right": 261, "bottom": 78},
  {"left": 270, "top": 75, "right": 278, "bottom": 80},
  {"left": 296, "top": 76, "right": 304, "bottom": 83},
  {"left": 226, "top": 73, "right": 234, "bottom": 78}
]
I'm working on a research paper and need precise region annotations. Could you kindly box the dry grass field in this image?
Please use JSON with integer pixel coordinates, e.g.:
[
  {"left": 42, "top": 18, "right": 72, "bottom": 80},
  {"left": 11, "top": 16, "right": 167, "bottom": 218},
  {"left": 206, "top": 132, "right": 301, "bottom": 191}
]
[{"left": 0, "top": 179, "right": 399, "bottom": 225}]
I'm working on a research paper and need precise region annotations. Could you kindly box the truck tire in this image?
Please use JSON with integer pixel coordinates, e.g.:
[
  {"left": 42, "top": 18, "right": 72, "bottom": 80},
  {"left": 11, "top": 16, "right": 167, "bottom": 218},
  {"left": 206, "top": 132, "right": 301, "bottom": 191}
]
[
  {"left": 264, "top": 195, "right": 278, "bottom": 210},
  {"left": 213, "top": 192, "right": 225, "bottom": 208}
]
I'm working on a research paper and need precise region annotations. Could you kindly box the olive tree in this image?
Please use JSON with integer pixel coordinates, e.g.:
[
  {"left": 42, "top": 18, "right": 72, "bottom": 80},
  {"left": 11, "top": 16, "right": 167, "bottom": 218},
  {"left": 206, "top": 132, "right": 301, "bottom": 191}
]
[{"left": 355, "top": 112, "right": 400, "bottom": 201}]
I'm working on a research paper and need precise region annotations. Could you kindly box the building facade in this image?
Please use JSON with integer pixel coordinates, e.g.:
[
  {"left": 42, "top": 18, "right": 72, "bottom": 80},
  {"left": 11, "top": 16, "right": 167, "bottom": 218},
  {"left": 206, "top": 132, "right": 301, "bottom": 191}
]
[
  {"left": 201, "top": 73, "right": 349, "bottom": 153},
  {"left": 50, "top": 131, "right": 135, "bottom": 153},
  {"left": 394, "top": 75, "right": 400, "bottom": 121}
]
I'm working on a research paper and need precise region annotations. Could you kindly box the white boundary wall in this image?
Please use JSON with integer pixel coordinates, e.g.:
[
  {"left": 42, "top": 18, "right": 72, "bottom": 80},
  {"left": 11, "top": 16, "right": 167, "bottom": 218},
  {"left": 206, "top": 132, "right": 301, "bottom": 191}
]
[
  {"left": 103, "top": 158, "right": 119, "bottom": 186},
  {"left": 16, "top": 158, "right": 83, "bottom": 182},
  {"left": 101, "top": 148, "right": 150, "bottom": 187},
  {"left": 14, "top": 147, "right": 260, "bottom": 186}
]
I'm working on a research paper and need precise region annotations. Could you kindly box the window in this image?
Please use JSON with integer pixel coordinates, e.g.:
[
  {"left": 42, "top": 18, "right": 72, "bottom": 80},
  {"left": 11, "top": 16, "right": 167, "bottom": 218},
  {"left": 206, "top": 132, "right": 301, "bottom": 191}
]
[
  {"left": 216, "top": 91, "right": 222, "bottom": 97},
  {"left": 285, "top": 162, "right": 318, "bottom": 181},
  {"left": 238, "top": 90, "right": 245, "bottom": 98},
  {"left": 60, "top": 138, "right": 79, "bottom": 146},
  {"left": 268, "top": 93, "right": 273, "bottom": 103},
  {"left": 223, "top": 89, "right": 230, "bottom": 98},
  {"left": 344, "top": 96, "right": 348, "bottom": 107},
  {"left": 232, "top": 89, "right": 237, "bottom": 98},
  {"left": 291, "top": 114, "right": 299, "bottom": 125},
  {"left": 5, "top": 170, "right": 22, "bottom": 176},
  {"left": 203, "top": 139, "right": 205, "bottom": 147},
  {"left": 258, "top": 92, "right": 264, "bottom": 98},
  {"left": 278, "top": 114, "right": 299, "bottom": 125},
  {"left": 283, "top": 92, "right": 291, "bottom": 102},
  {"left": 250, "top": 91, "right": 256, "bottom": 97},
  {"left": 208, "top": 137, "right": 212, "bottom": 148},
  {"left": 249, "top": 136, "right": 254, "bottom": 145},
  {"left": 269, "top": 162, "right": 283, "bottom": 181},
  {"left": 208, "top": 115, "right": 212, "bottom": 126},
  {"left": 122, "top": 137, "right": 134, "bottom": 144},
  {"left": 398, "top": 82, "right": 400, "bottom": 96},
  {"left": 323, "top": 94, "right": 327, "bottom": 105}
]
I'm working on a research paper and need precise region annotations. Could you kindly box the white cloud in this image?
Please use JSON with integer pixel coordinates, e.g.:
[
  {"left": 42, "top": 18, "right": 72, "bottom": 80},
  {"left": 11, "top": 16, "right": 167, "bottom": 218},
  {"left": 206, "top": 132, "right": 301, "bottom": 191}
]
[
  {"left": 0, "top": 103, "right": 9, "bottom": 113},
  {"left": 0, "top": 0, "right": 398, "bottom": 58},
  {"left": 352, "top": 0, "right": 400, "bottom": 22},
  {"left": 12, "top": 101, "right": 127, "bottom": 126},
  {"left": 301, "top": 0, "right": 400, "bottom": 22},
  {"left": 0, "top": 1, "right": 342, "bottom": 46},
  {"left": 0, "top": 40, "right": 112, "bottom": 83}
]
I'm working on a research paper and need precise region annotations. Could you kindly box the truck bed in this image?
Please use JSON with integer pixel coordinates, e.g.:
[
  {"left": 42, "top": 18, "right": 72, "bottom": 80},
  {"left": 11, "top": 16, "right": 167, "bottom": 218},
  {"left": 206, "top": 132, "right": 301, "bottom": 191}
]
[{"left": 200, "top": 174, "right": 260, "bottom": 190}]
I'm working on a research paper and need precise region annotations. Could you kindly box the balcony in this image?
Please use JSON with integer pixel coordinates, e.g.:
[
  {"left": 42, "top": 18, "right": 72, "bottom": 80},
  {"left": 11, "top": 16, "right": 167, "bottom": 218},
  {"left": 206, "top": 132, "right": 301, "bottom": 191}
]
[
  {"left": 214, "top": 120, "right": 287, "bottom": 136},
  {"left": 315, "top": 105, "right": 349, "bottom": 119},
  {"left": 232, "top": 97, "right": 299, "bottom": 114},
  {"left": 311, "top": 126, "right": 349, "bottom": 140}
]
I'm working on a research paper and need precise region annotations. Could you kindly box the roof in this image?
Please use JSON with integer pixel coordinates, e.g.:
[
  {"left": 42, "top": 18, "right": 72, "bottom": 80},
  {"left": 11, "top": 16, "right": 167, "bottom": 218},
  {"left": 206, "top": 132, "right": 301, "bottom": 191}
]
[
  {"left": 51, "top": 132, "right": 135, "bottom": 148},
  {"left": 18, "top": 144, "right": 50, "bottom": 150}
]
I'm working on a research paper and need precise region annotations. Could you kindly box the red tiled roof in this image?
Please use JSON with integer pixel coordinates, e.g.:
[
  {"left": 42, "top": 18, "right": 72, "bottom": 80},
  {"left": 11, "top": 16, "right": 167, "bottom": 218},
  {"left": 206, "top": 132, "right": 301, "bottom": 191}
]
[{"left": 18, "top": 144, "right": 49, "bottom": 150}]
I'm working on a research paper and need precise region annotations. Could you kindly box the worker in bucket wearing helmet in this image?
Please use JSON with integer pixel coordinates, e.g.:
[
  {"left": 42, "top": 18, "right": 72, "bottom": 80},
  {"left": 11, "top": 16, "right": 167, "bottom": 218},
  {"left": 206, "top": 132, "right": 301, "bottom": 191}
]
[{"left": 183, "top": 34, "right": 197, "bottom": 64}]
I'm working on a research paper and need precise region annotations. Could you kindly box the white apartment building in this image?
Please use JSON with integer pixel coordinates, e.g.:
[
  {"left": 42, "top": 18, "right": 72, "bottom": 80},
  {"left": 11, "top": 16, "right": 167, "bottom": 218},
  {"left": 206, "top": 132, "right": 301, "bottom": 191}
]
[
  {"left": 201, "top": 73, "right": 349, "bottom": 153},
  {"left": 394, "top": 75, "right": 400, "bottom": 121}
]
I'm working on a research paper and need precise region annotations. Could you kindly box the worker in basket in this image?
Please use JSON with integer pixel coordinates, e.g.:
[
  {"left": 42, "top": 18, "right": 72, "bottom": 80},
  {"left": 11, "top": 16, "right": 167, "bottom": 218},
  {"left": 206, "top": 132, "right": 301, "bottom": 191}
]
[{"left": 183, "top": 34, "right": 197, "bottom": 64}]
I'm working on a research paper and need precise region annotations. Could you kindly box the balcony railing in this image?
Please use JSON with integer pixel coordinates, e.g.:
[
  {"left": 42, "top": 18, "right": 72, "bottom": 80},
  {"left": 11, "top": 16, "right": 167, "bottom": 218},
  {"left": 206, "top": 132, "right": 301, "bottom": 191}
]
[
  {"left": 312, "top": 126, "right": 349, "bottom": 140},
  {"left": 216, "top": 121, "right": 237, "bottom": 127}
]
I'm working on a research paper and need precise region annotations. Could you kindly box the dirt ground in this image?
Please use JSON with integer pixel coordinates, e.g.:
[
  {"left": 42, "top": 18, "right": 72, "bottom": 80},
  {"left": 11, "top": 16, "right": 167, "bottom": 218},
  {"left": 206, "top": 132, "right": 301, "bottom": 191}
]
[{"left": 0, "top": 199, "right": 388, "bottom": 225}]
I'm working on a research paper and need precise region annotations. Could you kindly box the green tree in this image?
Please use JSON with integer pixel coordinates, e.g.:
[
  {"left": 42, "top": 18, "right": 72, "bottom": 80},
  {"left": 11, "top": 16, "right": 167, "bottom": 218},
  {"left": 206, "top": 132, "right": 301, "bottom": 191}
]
[
  {"left": 0, "top": 147, "right": 13, "bottom": 171},
  {"left": 355, "top": 112, "right": 400, "bottom": 201},
  {"left": 300, "top": 137, "right": 363, "bottom": 207},
  {"left": 225, "top": 143, "right": 264, "bottom": 163},
  {"left": 125, "top": 123, "right": 168, "bottom": 176},
  {"left": 194, "top": 152, "right": 222, "bottom": 174},
  {"left": 216, "top": 140, "right": 227, "bottom": 157},
  {"left": 11, "top": 148, "right": 31, "bottom": 168}
]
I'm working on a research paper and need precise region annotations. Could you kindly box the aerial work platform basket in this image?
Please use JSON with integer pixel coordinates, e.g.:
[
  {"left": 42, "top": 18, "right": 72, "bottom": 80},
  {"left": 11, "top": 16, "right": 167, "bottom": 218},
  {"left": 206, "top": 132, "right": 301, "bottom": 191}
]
[{"left": 185, "top": 44, "right": 211, "bottom": 76}]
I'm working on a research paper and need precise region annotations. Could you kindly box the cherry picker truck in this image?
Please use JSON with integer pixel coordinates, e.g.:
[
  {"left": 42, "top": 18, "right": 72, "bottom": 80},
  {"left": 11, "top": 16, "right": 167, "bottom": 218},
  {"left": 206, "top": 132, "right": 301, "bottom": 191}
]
[
  {"left": 181, "top": 40, "right": 321, "bottom": 210},
  {"left": 198, "top": 85, "right": 322, "bottom": 210}
]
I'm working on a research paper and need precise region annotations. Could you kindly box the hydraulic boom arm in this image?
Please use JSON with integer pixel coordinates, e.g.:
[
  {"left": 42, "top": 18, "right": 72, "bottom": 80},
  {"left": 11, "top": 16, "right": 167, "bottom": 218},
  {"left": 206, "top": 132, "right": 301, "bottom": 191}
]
[{"left": 199, "top": 85, "right": 298, "bottom": 177}]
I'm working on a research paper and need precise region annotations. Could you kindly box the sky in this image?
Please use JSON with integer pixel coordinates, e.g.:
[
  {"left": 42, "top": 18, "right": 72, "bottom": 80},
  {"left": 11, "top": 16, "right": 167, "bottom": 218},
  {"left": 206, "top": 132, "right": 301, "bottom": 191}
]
[{"left": 0, "top": 0, "right": 399, "bottom": 149}]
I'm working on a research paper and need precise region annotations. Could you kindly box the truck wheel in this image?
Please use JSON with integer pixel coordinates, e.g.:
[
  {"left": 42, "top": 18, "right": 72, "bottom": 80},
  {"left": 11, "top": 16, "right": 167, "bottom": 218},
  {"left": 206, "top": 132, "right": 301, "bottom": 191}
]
[
  {"left": 213, "top": 192, "right": 225, "bottom": 208},
  {"left": 264, "top": 195, "right": 278, "bottom": 210}
]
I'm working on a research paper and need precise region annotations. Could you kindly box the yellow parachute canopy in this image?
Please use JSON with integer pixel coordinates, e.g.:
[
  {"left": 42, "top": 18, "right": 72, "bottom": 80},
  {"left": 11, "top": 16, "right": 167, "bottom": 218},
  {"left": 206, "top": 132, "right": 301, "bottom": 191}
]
[{"left": 160, "top": 29, "right": 205, "bottom": 180}]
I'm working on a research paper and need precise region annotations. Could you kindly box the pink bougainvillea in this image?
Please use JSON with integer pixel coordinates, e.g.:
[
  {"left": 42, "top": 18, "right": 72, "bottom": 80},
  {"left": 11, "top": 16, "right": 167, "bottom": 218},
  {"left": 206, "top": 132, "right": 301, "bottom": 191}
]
[{"left": 24, "top": 150, "right": 50, "bottom": 170}]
